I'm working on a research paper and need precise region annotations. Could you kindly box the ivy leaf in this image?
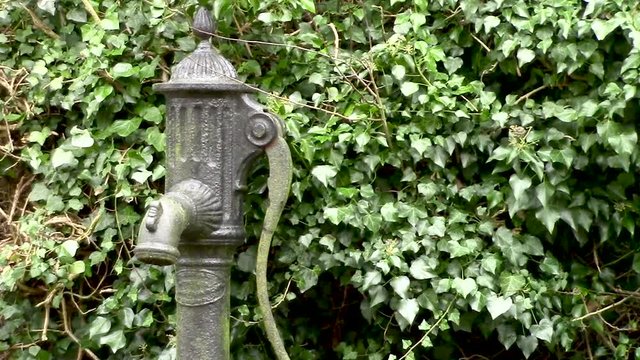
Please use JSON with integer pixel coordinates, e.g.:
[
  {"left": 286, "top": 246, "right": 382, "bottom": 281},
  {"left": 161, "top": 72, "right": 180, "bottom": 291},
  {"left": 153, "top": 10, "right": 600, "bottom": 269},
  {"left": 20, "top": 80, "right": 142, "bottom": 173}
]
[
  {"left": 516, "top": 335, "right": 538, "bottom": 359},
  {"left": 70, "top": 127, "right": 94, "bottom": 148},
  {"left": 299, "top": 0, "right": 316, "bottom": 13},
  {"left": 400, "top": 82, "right": 419, "bottom": 96},
  {"left": 380, "top": 202, "right": 398, "bottom": 222},
  {"left": 112, "top": 63, "right": 134, "bottom": 78},
  {"left": 535, "top": 208, "right": 561, "bottom": 233},
  {"left": 409, "top": 258, "right": 436, "bottom": 280},
  {"left": 109, "top": 118, "right": 142, "bottom": 137},
  {"left": 517, "top": 48, "right": 535, "bottom": 67},
  {"left": 362, "top": 270, "right": 382, "bottom": 290},
  {"left": 500, "top": 273, "right": 526, "bottom": 296},
  {"left": 37, "top": 0, "right": 56, "bottom": 15},
  {"left": 392, "top": 65, "right": 406, "bottom": 80},
  {"left": 509, "top": 174, "right": 532, "bottom": 202},
  {"left": 69, "top": 260, "right": 85, "bottom": 275},
  {"left": 89, "top": 317, "right": 111, "bottom": 339},
  {"left": 60, "top": 240, "right": 79, "bottom": 257},
  {"left": 591, "top": 18, "right": 623, "bottom": 40},
  {"left": 530, "top": 318, "right": 553, "bottom": 342},
  {"left": 487, "top": 295, "right": 513, "bottom": 319},
  {"left": 390, "top": 276, "right": 410, "bottom": 299},
  {"left": 497, "top": 323, "right": 517, "bottom": 350},
  {"left": 452, "top": 278, "right": 477, "bottom": 298},
  {"left": 426, "top": 217, "right": 446, "bottom": 237},
  {"left": 99, "top": 330, "right": 126, "bottom": 353},
  {"left": 51, "top": 149, "right": 76, "bottom": 168},
  {"left": 484, "top": 16, "right": 500, "bottom": 32},
  {"left": 311, "top": 165, "right": 337, "bottom": 187},
  {"left": 397, "top": 298, "right": 419, "bottom": 325}
]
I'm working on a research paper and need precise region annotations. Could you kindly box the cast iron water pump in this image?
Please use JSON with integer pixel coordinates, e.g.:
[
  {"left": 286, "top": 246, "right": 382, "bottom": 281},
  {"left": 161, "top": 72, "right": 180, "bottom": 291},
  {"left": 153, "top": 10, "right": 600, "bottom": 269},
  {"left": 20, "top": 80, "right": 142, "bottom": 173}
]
[{"left": 135, "top": 7, "right": 292, "bottom": 360}]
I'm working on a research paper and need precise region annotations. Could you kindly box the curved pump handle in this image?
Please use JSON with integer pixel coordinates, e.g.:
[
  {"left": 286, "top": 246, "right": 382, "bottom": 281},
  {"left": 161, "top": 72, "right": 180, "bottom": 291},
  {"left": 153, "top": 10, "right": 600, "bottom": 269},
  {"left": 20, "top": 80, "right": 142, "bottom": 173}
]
[{"left": 255, "top": 113, "right": 293, "bottom": 360}]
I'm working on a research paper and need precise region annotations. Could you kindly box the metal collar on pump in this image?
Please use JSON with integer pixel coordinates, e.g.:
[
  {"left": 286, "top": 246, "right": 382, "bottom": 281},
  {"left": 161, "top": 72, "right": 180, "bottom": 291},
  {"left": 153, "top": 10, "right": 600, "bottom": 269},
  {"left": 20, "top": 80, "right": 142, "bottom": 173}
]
[{"left": 154, "top": 7, "right": 252, "bottom": 94}]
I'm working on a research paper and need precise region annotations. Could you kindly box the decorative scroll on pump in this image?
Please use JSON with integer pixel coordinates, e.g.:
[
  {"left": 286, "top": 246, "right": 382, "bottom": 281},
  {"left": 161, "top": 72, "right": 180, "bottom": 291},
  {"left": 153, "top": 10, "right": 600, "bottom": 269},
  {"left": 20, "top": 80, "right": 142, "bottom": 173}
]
[{"left": 134, "top": 7, "right": 292, "bottom": 360}]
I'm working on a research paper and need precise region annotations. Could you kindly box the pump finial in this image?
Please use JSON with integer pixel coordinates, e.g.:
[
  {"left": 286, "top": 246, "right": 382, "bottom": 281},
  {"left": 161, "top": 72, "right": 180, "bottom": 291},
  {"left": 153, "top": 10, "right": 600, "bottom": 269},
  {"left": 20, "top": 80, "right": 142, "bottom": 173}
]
[{"left": 193, "top": 7, "right": 216, "bottom": 41}]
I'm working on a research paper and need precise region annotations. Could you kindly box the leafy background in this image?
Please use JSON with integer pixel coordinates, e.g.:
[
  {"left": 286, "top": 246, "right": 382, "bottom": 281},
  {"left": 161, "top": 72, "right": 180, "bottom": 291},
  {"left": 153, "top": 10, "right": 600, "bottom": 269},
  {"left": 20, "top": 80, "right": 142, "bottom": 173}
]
[{"left": 1, "top": 0, "right": 639, "bottom": 359}]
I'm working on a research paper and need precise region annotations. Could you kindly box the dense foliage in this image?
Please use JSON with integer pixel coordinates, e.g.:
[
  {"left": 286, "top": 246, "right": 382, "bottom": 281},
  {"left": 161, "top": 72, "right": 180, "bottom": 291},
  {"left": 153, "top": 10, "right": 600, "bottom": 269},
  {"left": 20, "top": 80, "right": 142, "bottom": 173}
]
[{"left": 1, "top": 0, "right": 639, "bottom": 358}]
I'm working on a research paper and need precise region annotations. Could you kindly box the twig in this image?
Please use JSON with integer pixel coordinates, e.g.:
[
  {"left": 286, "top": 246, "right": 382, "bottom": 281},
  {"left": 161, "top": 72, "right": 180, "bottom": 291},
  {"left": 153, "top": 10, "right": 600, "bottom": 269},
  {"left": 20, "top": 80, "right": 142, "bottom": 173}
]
[
  {"left": 514, "top": 84, "right": 548, "bottom": 105},
  {"left": 61, "top": 296, "right": 100, "bottom": 360},
  {"left": 593, "top": 245, "right": 601, "bottom": 274},
  {"left": 585, "top": 330, "right": 594, "bottom": 360},
  {"left": 19, "top": 5, "right": 59, "bottom": 39},
  {"left": 80, "top": 0, "right": 101, "bottom": 23},
  {"left": 327, "top": 23, "right": 340, "bottom": 59},
  {"left": 444, "top": 6, "right": 462, "bottom": 21},
  {"left": 400, "top": 298, "right": 456, "bottom": 360},
  {"left": 232, "top": 14, "right": 253, "bottom": 57},
  {"left": 470, "top": 33, "right": 491, "bottom": 53},
  {"left": 41, "top": 303, "right": 50, "bottom": 341},
  {"left": 271, "top": 277, "right": 293, "bottom": 309},
  {"left": 572, "top": 297, "right": 629, "bottom": 322}
]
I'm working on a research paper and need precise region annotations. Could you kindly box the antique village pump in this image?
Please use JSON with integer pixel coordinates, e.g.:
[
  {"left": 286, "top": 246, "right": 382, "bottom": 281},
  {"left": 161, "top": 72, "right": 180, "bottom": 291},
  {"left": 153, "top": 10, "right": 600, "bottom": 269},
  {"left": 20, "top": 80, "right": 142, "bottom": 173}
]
[{"left": 134, "top": 7, "right": 292, "bottom": 360}]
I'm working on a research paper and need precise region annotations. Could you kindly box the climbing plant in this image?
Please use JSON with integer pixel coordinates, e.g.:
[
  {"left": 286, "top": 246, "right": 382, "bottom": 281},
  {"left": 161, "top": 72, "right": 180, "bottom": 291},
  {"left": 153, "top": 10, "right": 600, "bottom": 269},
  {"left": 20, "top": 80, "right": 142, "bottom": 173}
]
[{"left": 0, "top": 0, "right": 639, "bottom": 359}]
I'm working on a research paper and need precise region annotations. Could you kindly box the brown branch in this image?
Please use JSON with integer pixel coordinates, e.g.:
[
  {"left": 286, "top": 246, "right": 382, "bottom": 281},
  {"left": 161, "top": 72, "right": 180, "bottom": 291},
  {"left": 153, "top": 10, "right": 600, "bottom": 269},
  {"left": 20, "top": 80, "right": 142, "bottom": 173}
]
[
  {"left": 80, "top": 0, "right": 101, "bottom": 23},
  {"left": 514, "top": 84, "right": 548, "bottom": 105},
  {"left": 19, "top": 5, "right": 59, "bottom": 40},
  {"left": 61, "top": 296, "right": 100, "bottom": 360}
]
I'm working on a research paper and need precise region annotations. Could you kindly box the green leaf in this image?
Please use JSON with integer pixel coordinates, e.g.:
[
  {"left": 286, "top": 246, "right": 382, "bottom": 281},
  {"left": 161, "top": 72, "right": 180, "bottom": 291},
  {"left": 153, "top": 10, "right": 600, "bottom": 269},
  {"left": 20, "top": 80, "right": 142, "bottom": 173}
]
[
  {"left": 392, "top": 65, "right": 406, "bottom": 80},
  {"left": 29, "top": 183, "right": 50, "bottom": 202},
  {"left": 452, "top": 278, "right": 477, "bottom": 298},
  {"left": 131, "top": 169, "right": 152, "bottom": 184},
  {"left": 295, "top": 268, "right": 318, "bottom": 292},
  {"left": 70, "top": 127, "right": 94, "bottom": 148},
  {"left": 516, "top": 335, "right": 538, "bottom": 359},
  {"left": 99, "top": 330, "right": 126, "bottom": 353},
  {"left": 481, "top": 256, "right": 500, "bottom": 274},
  {"left": 509, "top": 174, "right": 531, "bottom": 202},
  {"left": 517, "top": 48, "right": 535, "bottom": 67},
  {"left": 530, "top": 318, "right": 553, "bottom": 342},
  {"left": 390, "top": 276, "right": 410, "bottom": 299},
  {"left": 487, "top": 295, "right": 513, "bottom": 319},
  {"left": 100, "top": 12, "right": 120, "bottom": 30},
  {"left": 591, "top": 18, "right": 623, "bottom": 40},
  {"left": 51, "top": 148, "right": 76, "bottom": 168},
  {"left": 380, "top": 202, "right": 398, "bottom": 222},
  {"left": 397, "top": 298, "right": 419, "bottom": 325},
  {"left": 426, "top": 217, "right": 445, "bottom": 237},
  {"left": 409, "top": 258, "right": 436, "bottom": 280},
  {"left": 37, "top": 0, "right": 56, "bottom": 15},
  {"left": 112, "top": 63, "right": 134, "bottom": 78},
  {"left": 109, "top": 118, "right": 142, "bottom": 137},
  {"left": 536, "top": 208, "right": 561, "bottom": 233},
  {"left": 60, "top": 240, "right": 79, "bottom": 257},
  {"left": 299, "top": 0, "right": 316, "bottom": 13},
  {"left": 362, "top": 270, "right": 382, "bottom": 291},
  {"left": 69, "top": 260, "right": 85, "bottom": 275},
  {"left": 497, "top": 323, "right": 517, "bottom": 349},
  {"left": 499, "top": 273, "right": 526, "bottom": 296},
  {"left": 400, "top": 82, "right": 420, "bottom": 96},
  {"left": 484, "top": 16, "right": 500, "bottom": 32},
  {"left": 89, "top": 317, "right": 111, "bottom": 338},
  {"left": 311, "top": 165, "right": 337, "bottom": 187}
]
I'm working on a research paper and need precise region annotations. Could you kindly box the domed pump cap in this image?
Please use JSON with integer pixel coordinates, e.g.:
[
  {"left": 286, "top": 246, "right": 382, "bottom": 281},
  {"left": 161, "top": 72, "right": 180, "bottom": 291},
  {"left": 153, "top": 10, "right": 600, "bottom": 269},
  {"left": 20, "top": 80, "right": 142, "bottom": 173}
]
[{"left": 155, "top": 7, "right": 247, "bottom": 92}]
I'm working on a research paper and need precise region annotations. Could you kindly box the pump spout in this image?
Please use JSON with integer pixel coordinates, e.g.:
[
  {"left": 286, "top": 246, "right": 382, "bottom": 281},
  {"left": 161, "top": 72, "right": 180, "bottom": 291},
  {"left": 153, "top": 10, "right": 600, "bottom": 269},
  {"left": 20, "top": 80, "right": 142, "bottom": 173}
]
[
  {"left": 135, "top": 179, "right": 221, "bottom": 266},
  {"left": 135, "top": 196, "right": 189, "bottom": 265}
]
